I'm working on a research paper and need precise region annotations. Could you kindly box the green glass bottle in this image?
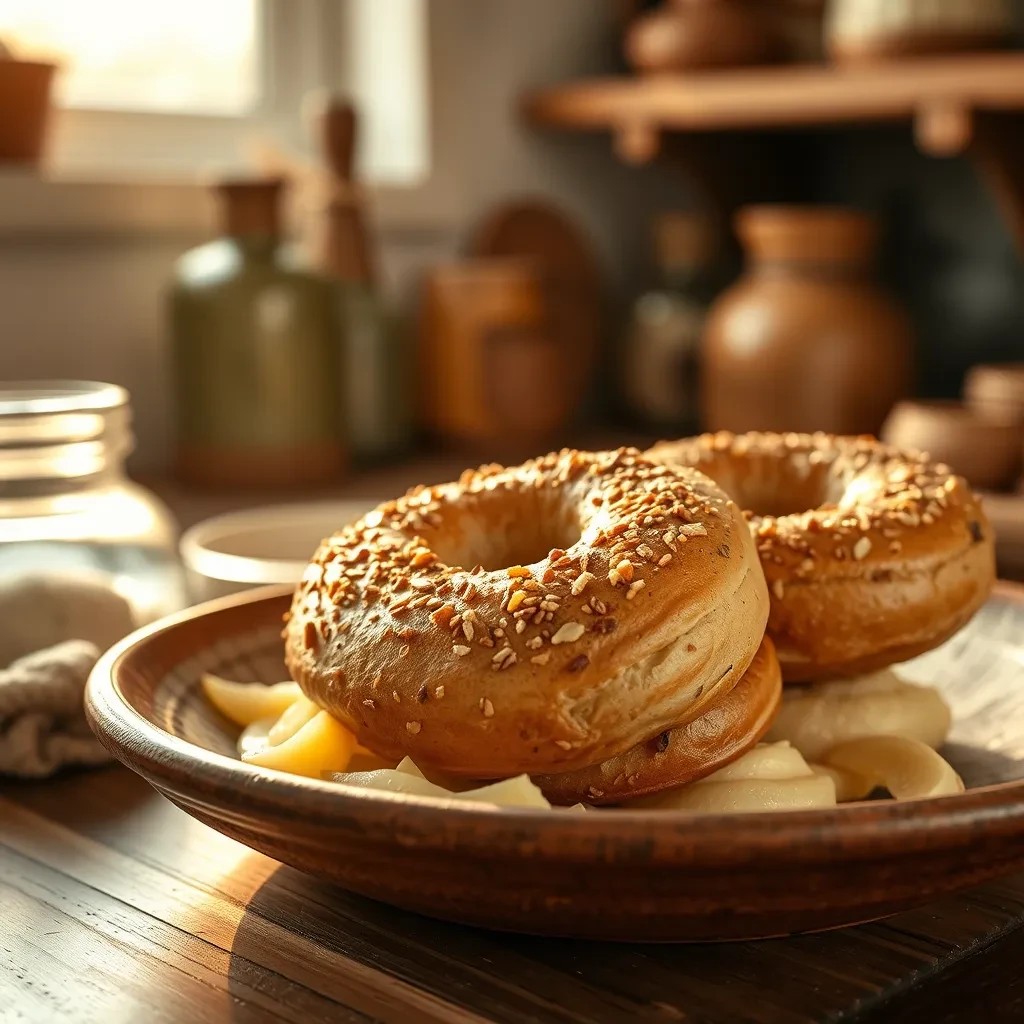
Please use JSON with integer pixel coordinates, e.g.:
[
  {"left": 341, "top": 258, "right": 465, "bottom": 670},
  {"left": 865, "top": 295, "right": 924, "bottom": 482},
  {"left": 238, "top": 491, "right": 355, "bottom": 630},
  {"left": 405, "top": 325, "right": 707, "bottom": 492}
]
[{"left": 170, "top": 177, "right": 346, "bottom": 488}]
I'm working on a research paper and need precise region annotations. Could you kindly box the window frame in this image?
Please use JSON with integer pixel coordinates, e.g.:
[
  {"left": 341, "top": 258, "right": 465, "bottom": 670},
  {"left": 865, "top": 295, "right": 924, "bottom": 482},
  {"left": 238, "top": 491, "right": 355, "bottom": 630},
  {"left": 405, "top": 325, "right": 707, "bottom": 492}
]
[{"left": 0, "top": 0, "right": 463, "bottom": 236}]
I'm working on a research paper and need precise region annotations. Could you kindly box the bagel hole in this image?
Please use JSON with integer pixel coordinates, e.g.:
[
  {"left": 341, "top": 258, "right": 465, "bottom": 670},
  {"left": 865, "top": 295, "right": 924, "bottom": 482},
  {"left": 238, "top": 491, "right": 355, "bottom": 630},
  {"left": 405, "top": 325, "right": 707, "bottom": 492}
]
[
  {"left": 739, "top": 486, "right": 822, "bottom": 519},
  {"left": 432, "top": 495, "right": 582, "bottom": 572},
  {"left": 699, "top": 457, "right": 846, "bottom": 518}
]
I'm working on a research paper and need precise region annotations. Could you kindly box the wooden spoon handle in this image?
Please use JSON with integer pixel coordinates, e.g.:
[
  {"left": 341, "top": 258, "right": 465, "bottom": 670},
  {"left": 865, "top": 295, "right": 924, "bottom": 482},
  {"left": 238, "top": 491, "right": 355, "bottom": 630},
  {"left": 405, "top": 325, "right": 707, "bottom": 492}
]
[{"left": 318, "top": 98, "right": 357, "bottom": 183}]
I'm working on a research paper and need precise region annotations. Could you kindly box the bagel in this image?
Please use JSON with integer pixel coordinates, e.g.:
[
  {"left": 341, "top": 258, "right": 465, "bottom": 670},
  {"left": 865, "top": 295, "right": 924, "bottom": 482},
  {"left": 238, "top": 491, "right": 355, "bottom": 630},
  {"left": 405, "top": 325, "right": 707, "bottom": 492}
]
[
  {"left": 648, "top": 431, "right": 995, "bottom": 681},
  {"left": 284, "top": 448, "right": 769, "bottom": 778},
  {"left": 535, "top": 635, "right": 781, "bottom": 805}
]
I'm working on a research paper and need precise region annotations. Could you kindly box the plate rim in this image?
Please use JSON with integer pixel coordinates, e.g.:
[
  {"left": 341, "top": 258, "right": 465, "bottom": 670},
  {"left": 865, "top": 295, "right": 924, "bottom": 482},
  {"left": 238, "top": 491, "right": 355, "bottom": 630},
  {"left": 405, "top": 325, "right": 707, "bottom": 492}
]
[{"left": 86, "top": 580, "right": 1024, "bottom": 867}]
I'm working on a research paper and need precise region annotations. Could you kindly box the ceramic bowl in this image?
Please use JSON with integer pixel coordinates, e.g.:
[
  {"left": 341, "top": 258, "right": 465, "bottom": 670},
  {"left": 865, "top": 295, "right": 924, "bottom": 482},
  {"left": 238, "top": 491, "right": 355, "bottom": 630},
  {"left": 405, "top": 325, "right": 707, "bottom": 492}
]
[
  {"left": 964, "top": 363, "right": 1024, "bottom": 427},
  {"left": 86, "top": 583, "right": 1024, "bottom": 941},
  {"left": 179, "top": 501, "right": 377, "bottom": 604},
  {"left": 881, "top": 400, "right": 1021, "bottom": 492}
]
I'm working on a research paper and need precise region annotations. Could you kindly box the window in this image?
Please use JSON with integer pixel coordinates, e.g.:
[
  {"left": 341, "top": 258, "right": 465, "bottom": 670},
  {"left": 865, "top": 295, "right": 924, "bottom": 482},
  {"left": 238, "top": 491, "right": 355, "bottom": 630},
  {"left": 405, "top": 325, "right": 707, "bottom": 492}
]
[
  {"left": 0, "top": 0, "right": 429, "bottom": 185},
  {"left": 0, "top": 0, "right": 260, "bottom": 115}
]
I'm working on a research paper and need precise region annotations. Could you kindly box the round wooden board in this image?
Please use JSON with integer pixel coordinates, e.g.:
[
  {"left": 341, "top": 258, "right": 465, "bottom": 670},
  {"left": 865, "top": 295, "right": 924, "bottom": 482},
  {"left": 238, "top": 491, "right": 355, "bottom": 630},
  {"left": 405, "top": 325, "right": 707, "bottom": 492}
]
[
  {"left": 470, "top": 199, "right": 603, "bottom": 406},
  {"left": 87, "top": 582, "right": 1024, "bottom": 942}
]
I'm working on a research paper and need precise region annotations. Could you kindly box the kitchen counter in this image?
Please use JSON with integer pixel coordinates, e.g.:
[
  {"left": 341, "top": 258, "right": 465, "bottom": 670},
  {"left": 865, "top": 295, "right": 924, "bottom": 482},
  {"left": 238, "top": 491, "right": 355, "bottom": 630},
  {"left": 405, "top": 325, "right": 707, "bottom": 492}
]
[{"left": 5, "top": 764, "right": 1024, "bottom": 1022}]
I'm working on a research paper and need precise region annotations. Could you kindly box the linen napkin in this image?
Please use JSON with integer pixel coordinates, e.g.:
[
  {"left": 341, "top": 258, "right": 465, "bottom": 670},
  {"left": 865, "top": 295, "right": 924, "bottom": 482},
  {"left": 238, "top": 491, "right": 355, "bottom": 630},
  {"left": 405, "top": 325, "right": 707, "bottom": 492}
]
[{"left": 0, "top": 574, "right": 136, "bottom": 778}]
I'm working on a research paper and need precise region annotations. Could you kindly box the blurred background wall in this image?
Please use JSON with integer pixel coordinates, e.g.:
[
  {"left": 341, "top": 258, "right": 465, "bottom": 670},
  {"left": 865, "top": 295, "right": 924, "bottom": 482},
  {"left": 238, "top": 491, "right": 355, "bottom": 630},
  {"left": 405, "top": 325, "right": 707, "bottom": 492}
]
[
  {"left": 0, "top": 0, "right": 688, "bottom": 471},
  {"left": 1, "top": 0, "right": 1023, "bottom": 496}
]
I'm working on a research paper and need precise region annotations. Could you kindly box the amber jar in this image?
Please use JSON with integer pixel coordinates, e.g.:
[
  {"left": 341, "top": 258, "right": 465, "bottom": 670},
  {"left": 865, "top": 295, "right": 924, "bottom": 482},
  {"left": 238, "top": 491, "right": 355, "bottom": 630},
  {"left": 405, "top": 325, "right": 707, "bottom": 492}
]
[{"left": 701, "top": 207, "right": 913, "bottom": 436}]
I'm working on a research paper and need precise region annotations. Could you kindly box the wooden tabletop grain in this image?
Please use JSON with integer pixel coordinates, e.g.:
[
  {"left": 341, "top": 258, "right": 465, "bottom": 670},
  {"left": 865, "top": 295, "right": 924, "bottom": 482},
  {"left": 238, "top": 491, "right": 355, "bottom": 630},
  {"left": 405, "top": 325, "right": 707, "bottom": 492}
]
[{"left": 4, "top": 765, "right": 1024, "bottom": 1024}]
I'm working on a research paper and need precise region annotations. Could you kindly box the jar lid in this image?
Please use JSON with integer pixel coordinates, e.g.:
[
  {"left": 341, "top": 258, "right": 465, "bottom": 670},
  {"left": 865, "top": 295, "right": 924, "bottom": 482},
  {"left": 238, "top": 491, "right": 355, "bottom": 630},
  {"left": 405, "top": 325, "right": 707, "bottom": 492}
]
[
  {"left": 0, "top": 380, "right": 133, "bottom": 480},
  {"left": 736, "top": 205, "right": 879, "bottom": 266}
]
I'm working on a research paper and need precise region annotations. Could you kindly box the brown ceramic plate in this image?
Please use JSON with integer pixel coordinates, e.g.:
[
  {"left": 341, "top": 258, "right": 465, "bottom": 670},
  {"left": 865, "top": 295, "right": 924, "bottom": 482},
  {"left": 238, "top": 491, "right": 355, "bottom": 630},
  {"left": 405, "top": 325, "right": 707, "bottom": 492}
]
[{"left": 86, "top": 583, "right": 1024, "bottom": 942}]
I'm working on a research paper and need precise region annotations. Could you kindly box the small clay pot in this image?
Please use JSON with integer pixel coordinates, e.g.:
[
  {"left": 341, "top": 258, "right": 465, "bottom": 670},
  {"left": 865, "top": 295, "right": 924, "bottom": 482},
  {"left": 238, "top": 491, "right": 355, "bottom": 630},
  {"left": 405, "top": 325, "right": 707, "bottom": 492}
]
[
  {"left": 964, "top": 363, "right": 1024, "bottom": 427},
  {"left": 881, "top": 399, "right": 1021, "bottom": 492},
  {"left": 0, "top": 59, "right": 57, "bottom": 165},
  {"left": 625, "top": 0, "right": 780, "bottom": 74},
  {"left": 701, "top": 205, "right": 913, "bottom": 436}
]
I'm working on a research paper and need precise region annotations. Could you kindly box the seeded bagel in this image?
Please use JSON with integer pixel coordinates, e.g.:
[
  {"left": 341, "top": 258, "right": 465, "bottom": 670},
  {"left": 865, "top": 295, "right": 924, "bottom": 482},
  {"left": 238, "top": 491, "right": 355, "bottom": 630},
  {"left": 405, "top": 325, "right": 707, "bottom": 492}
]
[
  {"left": 649, "top": 432, "right": 995, "bottom": 681},
  {"left": 285, "top": 448, "right": 769, "bottom": 778},
  {"left": 535, "top": 635, "right": 782, "bottom": 805}
]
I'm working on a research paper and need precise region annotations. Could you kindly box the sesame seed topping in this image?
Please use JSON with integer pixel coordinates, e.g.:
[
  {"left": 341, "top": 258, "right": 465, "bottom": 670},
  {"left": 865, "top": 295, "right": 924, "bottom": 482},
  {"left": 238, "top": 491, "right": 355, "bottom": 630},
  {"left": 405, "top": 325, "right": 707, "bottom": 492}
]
[
  {"left": 555, "top": 739, "right": 573, "bottom": 750},
  {"left": 492, "top": 646, "right": 516, "bottom": 669},
  {"left": 531, "top": 652, "right": 551, "bottom": 665},
  {"left": 481, "top": 698, "right": 494, "bottom": 718},
  {"left": 626, "top": 579, "right": 646, "bottom": 600},
  {"left": 406, "top": 721, "right": 421, "bottom": 734},
  {"left": 551, "top": 622, "right": 586, "bottom": 644},
  {"left": 571, "top": 571, "right": 595, "bottom": 596},
  {"left": 772, "top": 579, "right": 785, "bottom": 600},
  {"left": 679, "top": 523, "right": 707, "bottom": 537},
  {"left": 853, "top": 536, "right": 872, "bottom": 560}
]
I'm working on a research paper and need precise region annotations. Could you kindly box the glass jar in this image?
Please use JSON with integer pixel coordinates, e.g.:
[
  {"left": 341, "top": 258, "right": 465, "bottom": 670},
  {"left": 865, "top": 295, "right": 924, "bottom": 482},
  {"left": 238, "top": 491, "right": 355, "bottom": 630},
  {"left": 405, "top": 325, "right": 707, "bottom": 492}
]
[{"left": 0, "top": 381, "right": 185, "bottom": 623}]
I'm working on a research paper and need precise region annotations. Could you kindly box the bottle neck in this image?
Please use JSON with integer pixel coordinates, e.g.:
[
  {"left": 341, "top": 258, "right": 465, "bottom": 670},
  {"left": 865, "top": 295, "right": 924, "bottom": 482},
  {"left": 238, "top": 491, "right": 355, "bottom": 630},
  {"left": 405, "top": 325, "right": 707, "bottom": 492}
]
[{"left": 229, "top": 233, "right": 280, "bottom": 260}]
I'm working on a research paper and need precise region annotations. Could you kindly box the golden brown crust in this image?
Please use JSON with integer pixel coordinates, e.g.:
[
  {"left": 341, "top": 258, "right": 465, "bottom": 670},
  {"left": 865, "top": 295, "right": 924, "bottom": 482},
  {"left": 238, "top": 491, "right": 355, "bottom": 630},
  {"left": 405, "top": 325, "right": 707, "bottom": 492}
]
[
  {"left": 648, "top": 431, "right": 996, "bottom": 681},
  {"left": 535, "top": 636, "right": 782, "bottom": 805},
  {"left": 285, "top": 448, "right": 769, "bottom": 777}
]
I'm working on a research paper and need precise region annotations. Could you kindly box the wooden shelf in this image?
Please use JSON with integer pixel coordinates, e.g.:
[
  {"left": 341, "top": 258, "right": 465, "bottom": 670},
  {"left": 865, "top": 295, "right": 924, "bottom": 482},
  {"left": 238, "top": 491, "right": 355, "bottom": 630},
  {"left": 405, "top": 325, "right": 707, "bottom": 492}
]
[
  {"left": 524, "top": 52, "right": 1024, "bottom": 249},
  {"left": 525, "top": 52, "right": 1024, "bottom": 153}
]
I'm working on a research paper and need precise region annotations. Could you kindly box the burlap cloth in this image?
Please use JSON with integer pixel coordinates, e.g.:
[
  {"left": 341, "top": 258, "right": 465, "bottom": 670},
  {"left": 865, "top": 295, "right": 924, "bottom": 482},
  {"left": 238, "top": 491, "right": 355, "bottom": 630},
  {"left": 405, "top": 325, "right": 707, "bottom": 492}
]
[{"left": 0, "top": 575, "right": 136, "bottom": 778}]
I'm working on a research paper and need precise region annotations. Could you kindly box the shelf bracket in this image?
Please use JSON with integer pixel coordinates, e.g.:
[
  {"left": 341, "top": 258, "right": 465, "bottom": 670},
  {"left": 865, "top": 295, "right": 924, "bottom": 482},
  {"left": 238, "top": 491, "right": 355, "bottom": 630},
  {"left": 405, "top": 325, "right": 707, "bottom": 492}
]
[
  {"left": 613, "top": 121, "right": 660, "bottom": 165},
  {"left": 915, "top": 101, "right": 973, "bottom": 157}
]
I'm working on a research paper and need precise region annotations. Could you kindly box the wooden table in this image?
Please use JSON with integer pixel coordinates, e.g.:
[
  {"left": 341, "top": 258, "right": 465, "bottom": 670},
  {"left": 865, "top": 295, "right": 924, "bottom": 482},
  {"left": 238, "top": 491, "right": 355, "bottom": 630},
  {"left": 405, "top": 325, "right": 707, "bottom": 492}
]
[{"left": 4, "top": 765, "right": 1024, "bottom": 1023}]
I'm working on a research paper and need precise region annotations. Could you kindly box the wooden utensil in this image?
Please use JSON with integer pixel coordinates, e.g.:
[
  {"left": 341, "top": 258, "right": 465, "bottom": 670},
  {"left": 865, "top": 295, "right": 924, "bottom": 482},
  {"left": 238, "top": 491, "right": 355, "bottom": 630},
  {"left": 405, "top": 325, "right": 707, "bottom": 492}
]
[
  {"left": 87, "top": 582, "right": 1024, "bottom": 942},
  {"left": 307, "top": 95, "right": 375, "bottom": 286}
]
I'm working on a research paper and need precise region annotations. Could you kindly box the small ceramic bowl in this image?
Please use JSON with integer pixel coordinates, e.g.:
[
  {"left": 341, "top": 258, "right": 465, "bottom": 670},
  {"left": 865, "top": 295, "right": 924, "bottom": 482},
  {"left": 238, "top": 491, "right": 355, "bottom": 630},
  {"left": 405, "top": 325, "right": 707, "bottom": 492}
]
[
  {"left": 881, "top": 400, "right": 1022, "bottom": 492},
  {"left": 964, "top": 363, "right": 1024, "bottom": 427},
  {"left": 179, "top": 501, "right": 377, "bottom": 604}
]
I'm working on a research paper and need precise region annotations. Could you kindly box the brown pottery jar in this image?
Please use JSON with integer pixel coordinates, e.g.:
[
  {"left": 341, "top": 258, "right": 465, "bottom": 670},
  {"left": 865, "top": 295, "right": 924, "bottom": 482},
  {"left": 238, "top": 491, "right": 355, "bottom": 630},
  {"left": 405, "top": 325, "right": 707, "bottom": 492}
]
[{"left": 702, "top": 206, "right": 913, "bottom": 436}]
